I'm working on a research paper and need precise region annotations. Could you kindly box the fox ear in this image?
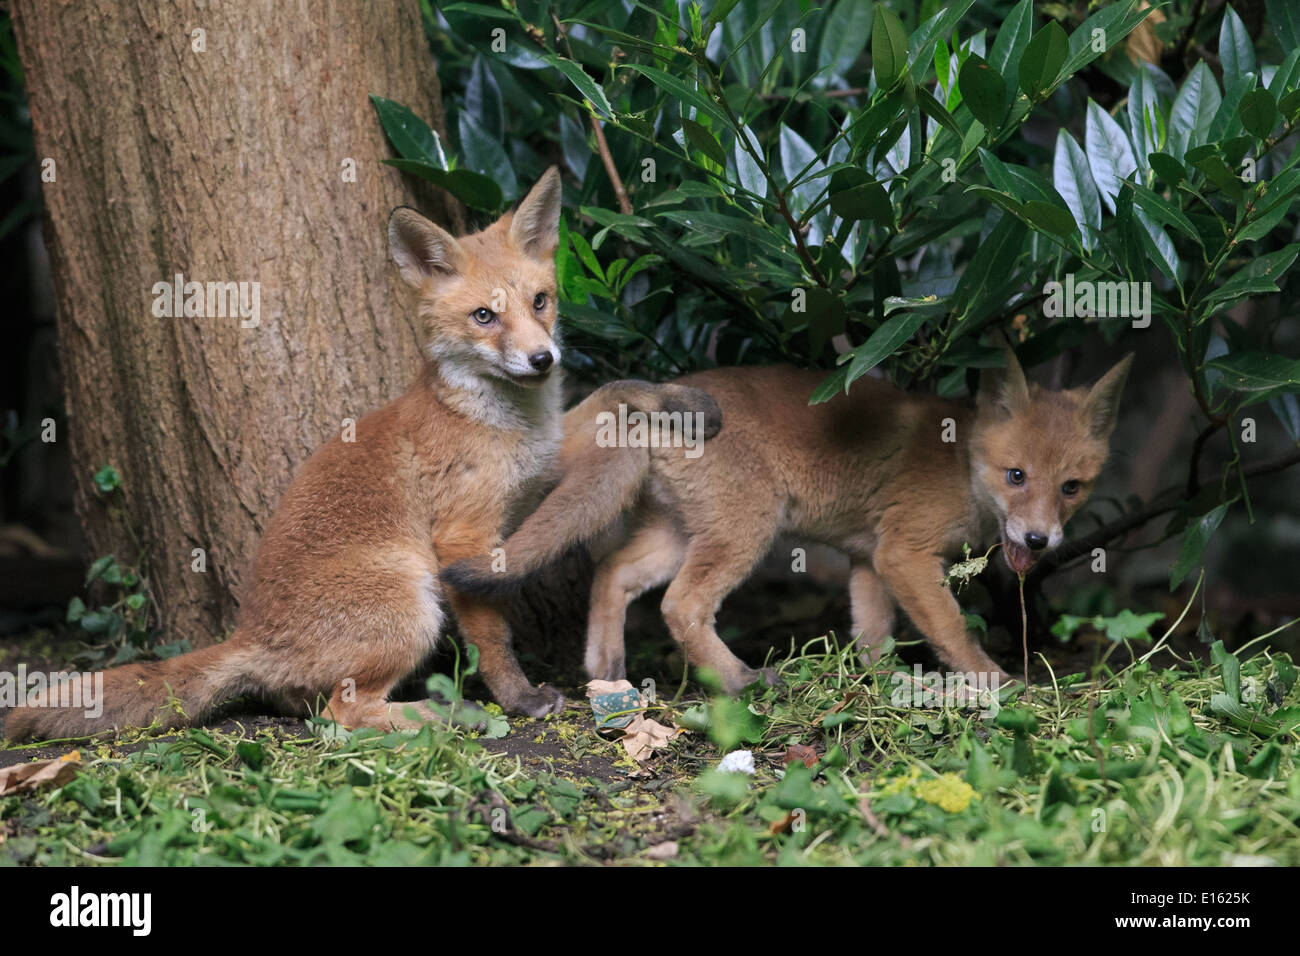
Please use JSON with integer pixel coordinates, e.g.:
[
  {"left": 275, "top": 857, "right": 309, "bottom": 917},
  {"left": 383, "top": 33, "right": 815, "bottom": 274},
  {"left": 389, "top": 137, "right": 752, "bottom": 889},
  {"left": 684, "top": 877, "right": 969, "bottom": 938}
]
[
  {"left": 979, "top": 334, "right": 1031, "bottom": 416},
  {"left": 509, "top": 166, "right": 562, "bottom": 259},
  {"left": 388, "top": 207, "right": 464, "bottom": 288},
  {"left": 1082, "top": 353, "right": 1134, "bottom": 439}
]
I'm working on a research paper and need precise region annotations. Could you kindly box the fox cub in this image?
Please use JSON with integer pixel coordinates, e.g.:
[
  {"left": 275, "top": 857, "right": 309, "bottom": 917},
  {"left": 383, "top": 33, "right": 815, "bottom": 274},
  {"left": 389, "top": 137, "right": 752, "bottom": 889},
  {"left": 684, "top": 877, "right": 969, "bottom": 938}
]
[
  {"left": 444, "top": 345, "right": 1132, "bottom": 691},
  {"left": 6, "top": 168, "right": 720, "bottom": 741}
]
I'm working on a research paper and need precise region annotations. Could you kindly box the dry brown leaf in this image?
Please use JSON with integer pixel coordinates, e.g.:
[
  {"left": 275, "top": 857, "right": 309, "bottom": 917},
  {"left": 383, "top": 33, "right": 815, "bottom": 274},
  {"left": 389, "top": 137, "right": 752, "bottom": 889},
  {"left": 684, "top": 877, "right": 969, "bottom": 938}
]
[
  {"left": 783, "top": 744, "right": 819, "bottom": 768},
  {"left": 1126, "top": 2, "right": 1167, "bottom": 65},
  {"left": 0, "top": 750, "right": 81, "bottom": 796},
  {"left": 619, "top": 715, "right": 679, "bottom": 762},
  {"left": 768, "top": 811, "right": 797, "bottom": 835}
]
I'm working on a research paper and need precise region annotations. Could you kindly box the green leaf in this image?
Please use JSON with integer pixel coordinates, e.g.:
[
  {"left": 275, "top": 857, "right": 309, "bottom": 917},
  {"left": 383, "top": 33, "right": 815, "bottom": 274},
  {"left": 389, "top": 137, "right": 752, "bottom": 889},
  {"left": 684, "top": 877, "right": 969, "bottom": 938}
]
[
  {"left": 915, "top": 85, "right": 961, "bottom": 137},
  {"left": 1098, "top": 609, "right": 1163, "bottom": 643},
  {"left": 841, "top": 310, "right": 929, "bottom": 391},
  {"left": 380, "top": 160, "right": 503, "bottom": 210},
  {"left": 988, "top": 0, "right": 1035, "bottom": 86},
  {"left": 827, "top": 168, "right": 892, "bottom": 223},
  {"left": 871, "top": 4, "right": 909, "bottom": 91},
  {"left": 1060, "top": 1, "right": 1154, "bottom": 81},
  {"left": 1085, "top": 99, "right": 1137, "bottom": 214},
  {"left": 952, "top": 214, "right": 1027, "bottom": 322},
  {"left": 93, "top": 465, "right": 121, "bottom": 493},
  {"left": 624, "top": 64, "right": 726, "bottom": 126},
  {"left": 816, "top": 0, "right": 873, "bottom": 89},
  {"left": 236, "top": 741, "right": 266, "bottom": 771},
  {"left": 542, "top": 53, "right": 613, "bottom": 119},
  {"left": 465, "top": 56, "right": 504, "bottom": 142},
  {"left": 1167, "top": 62, "right": 1221, "bottom": 160},
  {"left": 808, "top": 364, "right": 851, "bottom": 405},
  {"left": 907, "top": 0, "right": 977, "bottom": 85},
  {"left": 1022, "top": 200, "right": 1078, "bottom": 238},
  {"left": 1125, "top": 182, "right": 1202, "bottom": 246},
  {"left": 369, "top": 95, "right": 444, "bottom": 166},
  {"left": 1210, "top": 640, "right": 1242, "bottom": 702},
  {"left": 1127, "top": 67, "right": 1164, "bottom": 172},
  {"left": 1218, "top": 5, "right": 1256, "bottom": 81},
  {"left": 1268, "top": 0, "right": 1300, "bottom": 51},
  {"left": 66, "top": 595, "right": 86, "bottom": 623},
  {"left": 1239, "top": 89, "right": 1279, "bottom": 140},
  {"left": 1205, "top": 244, "right": 1300, "bottom": 308},
  {"left": 1053, "top": 131, "right": 1101, "bottom": 250},
  {"left": 1148, "top": 152, "right": 1186, "bottom": 187},
  {"left": 1170, "top": 503, "right": 1228, "bottom": 590},
  {"left": 958, "top": 54, "right": 1006, "bottom": 132},
  {"left": 732, "top": 126, "right": 766, "bottom": 199},
  {"left": 681, "top": 117, "right": 726, "bottom": 167},
  {"left": 1018, "top": 21, "right": 1068, "bottom": 102},
  {"left": 85, "top": 554, "right": 114, "bottom": 586},
  {"left": 458, "top": 109, "right": 518, "bottom": 201},
  {"left": 1206, "top": 351, "right": 1300, "bottom": 392}
]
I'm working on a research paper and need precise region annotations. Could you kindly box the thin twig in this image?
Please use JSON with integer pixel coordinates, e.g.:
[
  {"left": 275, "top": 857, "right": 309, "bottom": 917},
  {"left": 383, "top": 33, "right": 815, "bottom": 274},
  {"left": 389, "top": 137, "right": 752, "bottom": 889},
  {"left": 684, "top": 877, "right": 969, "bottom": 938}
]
[
  {"left": 1018, "top": 573, "right": 1029, "bottom": 690},
  {"left": 551, "top": 13, "right": 632, "bottom": 215}
]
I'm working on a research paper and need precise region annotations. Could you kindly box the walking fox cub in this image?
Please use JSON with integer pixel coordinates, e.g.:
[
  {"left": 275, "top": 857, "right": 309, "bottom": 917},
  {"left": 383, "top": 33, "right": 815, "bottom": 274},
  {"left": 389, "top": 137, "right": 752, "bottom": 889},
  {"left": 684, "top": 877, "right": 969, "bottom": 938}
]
[
  {"left": 444, "top": 346, "right": 1132, "bottom": 691},
  {"left": 5, "top": 168, "right": 720, "bottom": 741}
]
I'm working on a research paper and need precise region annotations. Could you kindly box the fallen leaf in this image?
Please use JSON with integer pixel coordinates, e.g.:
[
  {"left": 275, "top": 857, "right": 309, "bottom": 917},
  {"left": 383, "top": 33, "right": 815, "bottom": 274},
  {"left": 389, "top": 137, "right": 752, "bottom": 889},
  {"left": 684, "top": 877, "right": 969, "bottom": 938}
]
[
  {"left": 783, "top": 744, "right": 819, "bottom": 768},
  {"left": 619, "top": 715, "right": 679, "bottom": 761},
  {"left": 768, "top": 811, "right": 797, "bottom": 835},
  {"left": 0, "top": 750, "right": 81, "bottom": 796}
]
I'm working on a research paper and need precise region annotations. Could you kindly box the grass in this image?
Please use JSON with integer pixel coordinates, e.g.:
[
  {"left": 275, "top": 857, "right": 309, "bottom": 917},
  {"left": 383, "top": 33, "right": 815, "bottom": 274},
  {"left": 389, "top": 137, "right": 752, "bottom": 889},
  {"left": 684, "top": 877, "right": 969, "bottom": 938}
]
[{"left": 2, "top": 623, "right": 1298, "bottom": 866}]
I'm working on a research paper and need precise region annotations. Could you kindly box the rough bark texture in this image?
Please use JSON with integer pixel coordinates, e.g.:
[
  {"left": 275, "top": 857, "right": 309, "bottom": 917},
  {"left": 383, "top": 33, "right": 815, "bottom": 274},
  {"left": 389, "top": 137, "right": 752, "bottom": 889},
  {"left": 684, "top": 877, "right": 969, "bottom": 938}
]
[{"left": 11, "top": 0, "right": 465, "bottom": 645}]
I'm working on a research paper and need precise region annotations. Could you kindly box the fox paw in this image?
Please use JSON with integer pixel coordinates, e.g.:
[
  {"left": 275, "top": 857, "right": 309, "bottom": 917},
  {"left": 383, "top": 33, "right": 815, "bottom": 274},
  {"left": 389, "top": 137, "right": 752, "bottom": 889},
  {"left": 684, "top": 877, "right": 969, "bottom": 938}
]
[{"left": 507, "top": 683, "right": 567, "bottom": 718}]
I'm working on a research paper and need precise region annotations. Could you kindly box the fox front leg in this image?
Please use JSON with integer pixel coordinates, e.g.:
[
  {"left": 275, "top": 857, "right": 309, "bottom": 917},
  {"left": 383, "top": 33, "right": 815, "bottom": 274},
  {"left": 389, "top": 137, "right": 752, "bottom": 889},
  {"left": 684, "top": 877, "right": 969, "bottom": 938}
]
[
  {"left": 436, "top": 530, "right": 565, "bottom": 717},
  {"left": 874, "top": 537, "right": 1010, "bottom": 683}
]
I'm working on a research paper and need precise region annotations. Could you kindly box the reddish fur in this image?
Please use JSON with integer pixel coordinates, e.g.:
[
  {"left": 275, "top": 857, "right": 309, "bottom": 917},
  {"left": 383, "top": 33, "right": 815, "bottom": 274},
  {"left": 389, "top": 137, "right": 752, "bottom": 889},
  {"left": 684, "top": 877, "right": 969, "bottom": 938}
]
[
  {"left": 5, "top": 169, "right": 720, "bottom": 742},
  {"left": 449, "top": 351, "right": 1132, "bottom": 691}
]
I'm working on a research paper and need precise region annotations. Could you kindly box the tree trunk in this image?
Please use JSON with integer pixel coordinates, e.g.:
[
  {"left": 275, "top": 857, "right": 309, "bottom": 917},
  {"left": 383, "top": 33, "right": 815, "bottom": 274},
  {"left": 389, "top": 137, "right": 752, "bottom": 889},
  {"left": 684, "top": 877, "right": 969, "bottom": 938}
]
[{"left": 11, "top": 0, "right": 464, "bottom": 646}]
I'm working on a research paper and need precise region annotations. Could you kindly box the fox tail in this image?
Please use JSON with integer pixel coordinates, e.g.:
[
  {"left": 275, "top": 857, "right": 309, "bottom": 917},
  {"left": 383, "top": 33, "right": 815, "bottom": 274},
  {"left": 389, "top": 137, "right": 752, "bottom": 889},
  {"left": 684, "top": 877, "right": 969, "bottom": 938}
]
[{"left": 3, "top": 631, "right": 261, "bottom": 742}]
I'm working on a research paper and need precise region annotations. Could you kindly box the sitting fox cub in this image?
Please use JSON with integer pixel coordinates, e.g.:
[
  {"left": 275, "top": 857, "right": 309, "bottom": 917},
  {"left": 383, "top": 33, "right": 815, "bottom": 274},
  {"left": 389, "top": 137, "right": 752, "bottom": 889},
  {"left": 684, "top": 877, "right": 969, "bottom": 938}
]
[
  {"left": 6, "top": 168, "right": 720, "bottom": 741},
  {"left": 444, "top": 346, "right": 1132, "bottom": 691}
]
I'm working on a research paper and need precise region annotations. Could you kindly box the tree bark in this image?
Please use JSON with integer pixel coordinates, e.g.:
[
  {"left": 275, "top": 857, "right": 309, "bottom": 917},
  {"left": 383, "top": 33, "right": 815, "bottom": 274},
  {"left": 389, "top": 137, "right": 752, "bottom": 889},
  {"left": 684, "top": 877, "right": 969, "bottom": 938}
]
[{"left": 11, "top": 0, "right": 464, "bottom": 646}]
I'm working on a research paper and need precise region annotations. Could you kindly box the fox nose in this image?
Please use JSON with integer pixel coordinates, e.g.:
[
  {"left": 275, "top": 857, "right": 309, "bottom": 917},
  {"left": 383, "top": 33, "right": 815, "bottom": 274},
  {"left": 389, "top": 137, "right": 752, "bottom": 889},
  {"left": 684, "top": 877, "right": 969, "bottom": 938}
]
[
  {"left": 528, "top": 351, "right": 554, "bottom": 373},
  {"left": 1024, "top": 531, "right": 1048, "bottom": 551}
]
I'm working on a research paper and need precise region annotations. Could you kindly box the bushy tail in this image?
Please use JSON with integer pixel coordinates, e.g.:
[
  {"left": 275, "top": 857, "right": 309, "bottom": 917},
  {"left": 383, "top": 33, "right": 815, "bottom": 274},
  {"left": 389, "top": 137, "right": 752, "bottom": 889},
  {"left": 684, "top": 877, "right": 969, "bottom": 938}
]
[
  {"left": 3, "top": 632, "right": 259, "bottom": 742},
  {"left": 440, "top": 380, "right": 721, "bottom": 597}
]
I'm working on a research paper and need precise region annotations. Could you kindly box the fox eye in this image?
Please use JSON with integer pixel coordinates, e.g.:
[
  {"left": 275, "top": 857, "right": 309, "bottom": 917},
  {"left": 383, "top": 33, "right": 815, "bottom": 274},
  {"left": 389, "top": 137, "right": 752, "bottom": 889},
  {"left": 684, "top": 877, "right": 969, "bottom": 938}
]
[
  {"left": 1061, "top": 479, "right": 1081, "bottom": 496},
  {"left": 472, "top": 307, "right": 496, "bottom": 325},
  {"left": 1006, "top": 468, "right": 1026, "bottom": 486},
  {"left": 533, "top": 292, "right": 548, "bottom": 310}
]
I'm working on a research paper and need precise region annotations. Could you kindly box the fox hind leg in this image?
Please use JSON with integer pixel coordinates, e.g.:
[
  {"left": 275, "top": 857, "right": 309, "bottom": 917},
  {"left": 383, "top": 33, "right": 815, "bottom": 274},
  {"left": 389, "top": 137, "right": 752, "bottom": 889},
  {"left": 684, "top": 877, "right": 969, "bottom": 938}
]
[
  {"left": 659, "top": 517, "right": 780, "bottom": 695},
  {"left": 586, "top": 519, "right": 686, "bottom": 683}
]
